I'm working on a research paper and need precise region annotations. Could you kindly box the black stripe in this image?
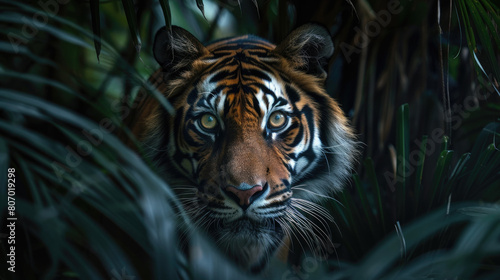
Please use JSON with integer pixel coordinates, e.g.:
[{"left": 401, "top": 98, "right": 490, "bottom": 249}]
[
  {"left": 281, "top": 179, "right": 290, "bottom": 187},
  {"left": 258, "top": 200, "right": 289, "bottom": 209},
  {"left": 272, "top": 97, "right": 289, "bottom": 108},
  {"left": 241, "top": 68, "right": 271, "bottom": 82},
  {"left": 251, "top": 95, "right": 262, "bottom": 117},
  {"left": 187, "top": 88, "right": 198, "bottom": 104},
  {"left": 209, "top": 70, "right": 233, "bottom": 83},
  {"left": 261, "top": 86, "right": 277, "bottom": 99},
  {"left": 285, "top": 84, "right": 300, "bottom": 103},
  {"left": 267, "top": 188, "right": 290, "bottom": 199},
  {"left": 287, "top": 122, "right": 303, "bottom": 147}
]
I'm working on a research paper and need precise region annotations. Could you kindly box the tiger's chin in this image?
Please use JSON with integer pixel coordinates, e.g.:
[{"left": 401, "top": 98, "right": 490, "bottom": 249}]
[{"left": 207, "top": 218, "right": 285, "bottom": 272}]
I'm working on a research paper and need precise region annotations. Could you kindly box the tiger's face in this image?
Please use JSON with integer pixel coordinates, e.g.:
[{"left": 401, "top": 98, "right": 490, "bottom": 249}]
[{"left": 130, "top": 24, "right": 357, "bottom": 272}]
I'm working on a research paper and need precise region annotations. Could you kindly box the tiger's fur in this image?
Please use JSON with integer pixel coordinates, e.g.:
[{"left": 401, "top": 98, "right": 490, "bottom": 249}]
[{"left": 128, "top": 24, "right": 358, "bottom": 272}]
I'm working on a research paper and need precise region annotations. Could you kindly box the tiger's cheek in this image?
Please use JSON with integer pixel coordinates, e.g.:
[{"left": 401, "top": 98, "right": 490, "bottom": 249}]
[
  {"left": 267, "top": 149, "right": 293, "bottom": 192},
  {"left": 170, "top": 114, "right": 213, "bottom": 179},
  {"left": 182, "top": 144, "right": 216, "bottom": 180},
  {"left": 196, "top": 153, "right": 227, "bottom": 200}
]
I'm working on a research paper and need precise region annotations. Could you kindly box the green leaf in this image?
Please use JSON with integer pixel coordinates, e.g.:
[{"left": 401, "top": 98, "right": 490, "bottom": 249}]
[
  {"left": 89, "top": 0, "right": 101, "bottom": 61},
  {"left": 459, "top": 205, "right": 500, "bottom": 217},
  {"left": 121, "top": 0, "right": 141, "bottom": 53},
  {"left": 349, "top": 203, "right": 473, "bottom": 279},
  {"left": 458, "top": 0, "right": 477, "bottom": 51},
  {"left": 396, "top": 103, "right": 409, "bottom": 219},
  {"left": 414, "top": 135, "right": 428, "bottom": 211},
  {"left": 465, "top": 122, "right": 500, "bottom": 192},
  {"left": 429, "top": 150, "right": 454, "bottom": 209},
  {"left": 251, "top": 0, "right": 260, "bottom": 18},
  {"left": 466, "top": 0, "right": 500, "bottom": 81},
  {"left": 474, "top": 1, "right": 500, "bottom": 52},
  {"left": 479, "top": 0, "right": 500, "bottom": 27},
  {"left": 0, "top": 12, "right": 93, "bottom": 50},
  {"left": 446, "top": 152, "right": 471, "bottom": 194},
  {"left": 364, "top": 158, "right": 385, "bottom": 230},
  {"left": 15, "top": 154, "right": 43, "bottom": 208},
  {"left": 0, "top": 40, "right": 57, "bottom": 67},
  {"left": 440, "top": 135, "right": 449, "bottom": 152},
  {"left": 0, "top": 71, "right": 77, "bottom": 97},
  {"left": 353, "top": 174, "right": 376, "bottom": 235},
  {"left": 196, "top": 0, "right": 206, "bottom": 20},
  {"left": 158, "top": 0, "right": 172, "bottom": 29}
]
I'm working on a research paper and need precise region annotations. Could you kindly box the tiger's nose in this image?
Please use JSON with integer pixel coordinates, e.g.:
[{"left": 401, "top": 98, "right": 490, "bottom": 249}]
[{"left": 223, "top": 183, "right": 266, "bottom": 210}]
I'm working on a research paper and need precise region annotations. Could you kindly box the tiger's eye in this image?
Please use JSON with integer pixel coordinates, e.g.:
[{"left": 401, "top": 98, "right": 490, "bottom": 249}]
[
  {"left": 268, "top": 111, "right": 287, "bottom": 129},
  {"left": 200, "top": 114, "right": 217, "bottom": 130}
]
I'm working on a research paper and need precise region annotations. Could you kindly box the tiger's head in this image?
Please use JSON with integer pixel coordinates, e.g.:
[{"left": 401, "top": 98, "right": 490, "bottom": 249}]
[{"left": 130, "top": 24, "right": 357, "bottom": 272}]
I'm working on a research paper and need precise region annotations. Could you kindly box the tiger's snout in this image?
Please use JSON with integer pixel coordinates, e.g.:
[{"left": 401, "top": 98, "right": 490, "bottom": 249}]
[{"left": 222, "top": 183, "right": 268, "bottom": 209}]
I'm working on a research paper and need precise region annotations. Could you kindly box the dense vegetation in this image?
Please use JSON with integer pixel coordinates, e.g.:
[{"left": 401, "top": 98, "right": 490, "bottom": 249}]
[{"left": 1, "top": 0, "right": 499, "bottom": 279}]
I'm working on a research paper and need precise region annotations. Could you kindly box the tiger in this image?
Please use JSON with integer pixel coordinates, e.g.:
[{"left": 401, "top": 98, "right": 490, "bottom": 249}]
[{"left": 127, "top": 23, "right": 358, "bottom": 272}]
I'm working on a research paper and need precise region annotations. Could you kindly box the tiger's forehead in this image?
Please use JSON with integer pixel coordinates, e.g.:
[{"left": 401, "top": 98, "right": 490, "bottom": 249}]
[
  {"left": 190, "top": 35, "right": 288, "bottom": 113},
  {"left": 196, "top": 73, "right": 286, "bottom": 100},
  {"left": 205, "top": 35, "right": 276, "bottom": 53},
  {"left": 194, "top": 71, "right": 289, "bottom": 115}
]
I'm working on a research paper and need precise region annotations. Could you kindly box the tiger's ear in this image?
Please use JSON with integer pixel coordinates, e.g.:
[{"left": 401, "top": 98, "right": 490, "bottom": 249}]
[
  {"left": 153, "top": 26, "right": 208, "bottom": 72},
  {"left": 273, "top": 24, "right": 334, "bottom": 80}
]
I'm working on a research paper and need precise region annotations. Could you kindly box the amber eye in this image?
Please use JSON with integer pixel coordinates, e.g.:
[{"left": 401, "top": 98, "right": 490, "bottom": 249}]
[
  {"left": 268, "top": 111, "right": 287, "bottom": 129},
  {"left": 200, "top": 113, "right": 218, "bottom": 130}
]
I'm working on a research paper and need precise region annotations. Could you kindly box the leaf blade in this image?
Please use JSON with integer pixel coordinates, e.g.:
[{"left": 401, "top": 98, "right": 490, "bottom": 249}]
[
  {"left": 121, "top": 0, "right": 141, "bottom": 53},
  {"left": 89, "top": 0, "right": 101, "bottom": 61}
]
